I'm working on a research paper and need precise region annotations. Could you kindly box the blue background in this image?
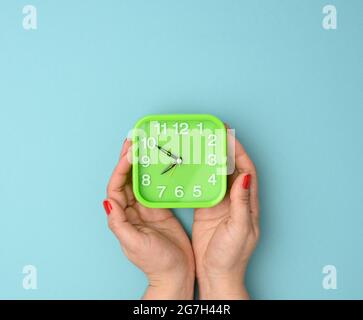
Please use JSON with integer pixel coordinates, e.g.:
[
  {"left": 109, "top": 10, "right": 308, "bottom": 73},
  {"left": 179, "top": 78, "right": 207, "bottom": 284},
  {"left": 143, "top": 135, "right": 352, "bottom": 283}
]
[{"left": 0, "top": 0, "right": 362, "bottom": 299}]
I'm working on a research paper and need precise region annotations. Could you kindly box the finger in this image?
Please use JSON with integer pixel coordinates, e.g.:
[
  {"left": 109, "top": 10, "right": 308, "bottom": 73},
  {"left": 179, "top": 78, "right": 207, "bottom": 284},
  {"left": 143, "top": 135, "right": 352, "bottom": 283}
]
[
  {"left": 135, "top": 202, "right": 173, "bottom": 222},
  {"left": 226, "top": 127, "right": 238, "bottom": 188},
  {"left": 229, "top": 173, "right": 252, "bottom": 226},
  {"left": 228, "top": 131, "right": 259, "bottom": 224},
  {"left": 107, "top": 139, "right": 132, "bottom": 208},
  {"left": 124, "top": 206, "right": 143, "bottom": 225},
  {"left": 226, "top": 129, "right": 250, "bottom": 188},
  {"left": 249, "top": 171, "right": 259, "bottom": 230},
  {"left": 234, "top": 135, "right": 255, "bottom": 174},
  {"left": 103, "top": 198, "right": 142, "bottom": 251},
  {"left": 124, "top": 184, "right": 136, "bottom": 206},
  {"left": 235, "top": 137, "right": 259, "bottom": 226}
]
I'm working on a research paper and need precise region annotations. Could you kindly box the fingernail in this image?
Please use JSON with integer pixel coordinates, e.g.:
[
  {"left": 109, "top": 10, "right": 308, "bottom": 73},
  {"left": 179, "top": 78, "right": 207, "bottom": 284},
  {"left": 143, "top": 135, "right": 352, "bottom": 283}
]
[
  {"left": 242, "top": 174, "right": 251, "bottom": 189},
  {"left": 103, "top": 200, "right": 112, "bottom": 215}
]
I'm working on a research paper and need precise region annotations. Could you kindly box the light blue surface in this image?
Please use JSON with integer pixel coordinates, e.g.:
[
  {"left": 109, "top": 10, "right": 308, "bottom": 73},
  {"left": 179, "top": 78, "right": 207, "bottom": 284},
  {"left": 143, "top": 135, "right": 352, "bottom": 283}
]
[{"left": 0, "top": 0, "right": 362, "bottom": 299}]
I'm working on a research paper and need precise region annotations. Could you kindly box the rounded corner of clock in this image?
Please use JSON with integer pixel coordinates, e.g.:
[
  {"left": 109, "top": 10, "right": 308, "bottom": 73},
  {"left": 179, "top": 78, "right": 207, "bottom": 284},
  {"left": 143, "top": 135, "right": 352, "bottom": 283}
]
[
  {"left": 133, "top": 114, "right": 154, "bottom": 129},
  {"left": 204, "top": 114, "right": 225, "bottom": 128},
  {"left": 133, "top": 189, "right": 155, "bottom": 208},
  {"left": 209, "top": 177, "right": 227, "bottom": 207}
]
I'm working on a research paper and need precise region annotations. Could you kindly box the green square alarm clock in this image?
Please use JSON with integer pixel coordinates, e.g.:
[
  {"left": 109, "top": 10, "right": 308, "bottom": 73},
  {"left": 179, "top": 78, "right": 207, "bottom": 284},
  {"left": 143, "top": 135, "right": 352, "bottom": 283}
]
[{"left": 132, "top": 114, "right": 227, "bottom": 208}]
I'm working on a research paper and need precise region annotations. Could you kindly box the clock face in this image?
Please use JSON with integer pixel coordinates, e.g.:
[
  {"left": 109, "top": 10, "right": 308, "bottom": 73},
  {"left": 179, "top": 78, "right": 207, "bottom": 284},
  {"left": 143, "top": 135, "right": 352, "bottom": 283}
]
[{"left": 132, "top": 114, "right": 227, "bottom": 208}]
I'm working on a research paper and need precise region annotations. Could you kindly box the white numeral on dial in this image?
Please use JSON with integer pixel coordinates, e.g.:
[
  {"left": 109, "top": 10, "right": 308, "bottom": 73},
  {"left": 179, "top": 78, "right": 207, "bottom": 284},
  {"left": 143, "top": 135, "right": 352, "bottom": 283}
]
[
  {"left": 196, "top": 122, "right": 203, "bottom": 133},
  {"left": 173, "top": 122, "right": 189, "bottom": 135},
  {"left": 175, "top": 186, "right": 184, "bottom": 198},
  {"left": 207, "top": 154, "right": 217, "bottom": 166},
  {"left": 157, "top": 185, "right": 166, "bottom": 198},
  {"left": 141, "top": 155, "right": 150, "bottom": 167},
  {"left": 208, "top": 174, "right": 217, "bottom": 186},
  {"left": 193, "top": 185, "right": 202, "bottom": 198},
  {"left": 155, "top": 122, "right": 167, "bottom": 135},
  {"left": 141, "top": 174, "right": 151, "bottom": 186},
  {"left": 141, "top": 137, "right": 157, "bottom": 149},
  {"left": 208, "top": 134, "right": 217, "bottom": 146}
]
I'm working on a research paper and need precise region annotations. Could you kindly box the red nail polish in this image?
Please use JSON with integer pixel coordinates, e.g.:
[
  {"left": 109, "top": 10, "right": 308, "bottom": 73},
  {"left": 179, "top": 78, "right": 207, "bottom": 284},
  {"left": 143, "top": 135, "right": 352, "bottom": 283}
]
[
  {"left": 103, "top": 200, "right": 112, "bottom": 215},
  {"left": 242, "top": 174, "right": 251, "bottom": 189}
]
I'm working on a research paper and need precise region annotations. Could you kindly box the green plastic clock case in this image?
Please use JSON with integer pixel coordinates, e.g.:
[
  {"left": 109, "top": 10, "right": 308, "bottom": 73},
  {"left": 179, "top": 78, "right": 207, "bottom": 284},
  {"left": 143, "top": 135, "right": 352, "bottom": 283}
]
[{"left": 132, "top": 114, "right": 227, "bottom": 208}]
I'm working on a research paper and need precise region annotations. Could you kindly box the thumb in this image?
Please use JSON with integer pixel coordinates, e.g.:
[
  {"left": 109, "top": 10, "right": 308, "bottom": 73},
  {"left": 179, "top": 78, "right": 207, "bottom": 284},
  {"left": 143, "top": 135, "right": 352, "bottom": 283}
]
[
  {"left": 229, "top": 173, "right": 252, "bottom": 223},
  {"left": 103, "top": 198, "right": 141, "bottom": 251}
]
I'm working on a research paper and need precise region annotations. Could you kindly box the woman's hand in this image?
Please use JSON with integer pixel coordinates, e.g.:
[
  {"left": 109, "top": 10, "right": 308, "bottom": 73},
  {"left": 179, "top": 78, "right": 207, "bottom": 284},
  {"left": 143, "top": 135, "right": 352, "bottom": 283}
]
[
  {"left": 192, "top": 129, "right": 259, "bottom": 299},
  {"left": 103, "top": 139, "right": 195, "bottom": 299}
]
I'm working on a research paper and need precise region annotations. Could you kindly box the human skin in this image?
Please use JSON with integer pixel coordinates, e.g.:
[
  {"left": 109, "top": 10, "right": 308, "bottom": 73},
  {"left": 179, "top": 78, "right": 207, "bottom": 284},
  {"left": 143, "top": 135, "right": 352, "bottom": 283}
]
[
  {"left": 192, "top": 129, "right": 259, "bottom": 299},
  {"left": 103, "top": 139, "right": 195, "bottom": 299},
  {"left": 103, "top": 129, "right": 259, "bottom": 300}
]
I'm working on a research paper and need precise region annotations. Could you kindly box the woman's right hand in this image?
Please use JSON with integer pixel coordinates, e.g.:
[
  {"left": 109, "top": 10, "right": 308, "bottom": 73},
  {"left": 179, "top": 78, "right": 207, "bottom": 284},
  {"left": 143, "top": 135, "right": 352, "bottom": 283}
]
[{"left": 103, "top": 139, "right": 195, "bottom": 299}]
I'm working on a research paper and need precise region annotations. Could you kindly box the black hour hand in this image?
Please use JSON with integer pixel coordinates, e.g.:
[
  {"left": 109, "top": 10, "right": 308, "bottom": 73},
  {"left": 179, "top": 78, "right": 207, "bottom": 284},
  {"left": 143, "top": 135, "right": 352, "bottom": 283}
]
[{"left": 161, "top": 163, "right": 176, "bottom": 175}]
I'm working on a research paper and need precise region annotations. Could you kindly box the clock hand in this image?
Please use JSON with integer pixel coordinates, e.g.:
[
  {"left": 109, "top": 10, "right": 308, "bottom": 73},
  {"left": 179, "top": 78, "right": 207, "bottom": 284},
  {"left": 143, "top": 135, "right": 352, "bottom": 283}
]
[
  {"left": 157, "top": 145, "right": 182, "bottom": 164},
  {"left": 161, "top": 162, "right": 177, "bottom": 175},
  {"left": 169, "top": 163, "right": 177, "bottom": 176}
]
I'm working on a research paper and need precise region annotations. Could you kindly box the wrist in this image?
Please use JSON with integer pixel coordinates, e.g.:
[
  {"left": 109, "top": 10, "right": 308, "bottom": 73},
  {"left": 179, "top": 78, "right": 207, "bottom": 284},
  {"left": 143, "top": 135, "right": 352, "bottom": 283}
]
[
  {"left": 197, "top": 273, "right": 249, "bottom": 300},
  {"left": 143, "top": 270, "right": 195, "bottom": 300}
]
